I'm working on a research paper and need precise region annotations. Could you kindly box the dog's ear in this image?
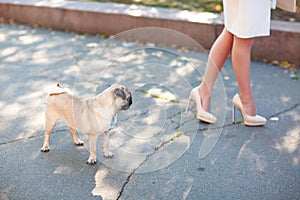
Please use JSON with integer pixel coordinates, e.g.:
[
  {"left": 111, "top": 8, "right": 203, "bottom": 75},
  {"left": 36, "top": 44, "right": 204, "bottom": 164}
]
[{"left": 113, "top": 88, "right": 126, "bottom": 100}]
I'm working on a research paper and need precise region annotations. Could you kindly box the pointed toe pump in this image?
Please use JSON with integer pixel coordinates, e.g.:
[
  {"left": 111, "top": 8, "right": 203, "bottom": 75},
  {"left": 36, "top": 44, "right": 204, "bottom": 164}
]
[
  {"left": 232, "top": 94, "right": 267, "bottom": 126},
  {"left": 185, "top": 87, "right": 217, "bottom": 124}
]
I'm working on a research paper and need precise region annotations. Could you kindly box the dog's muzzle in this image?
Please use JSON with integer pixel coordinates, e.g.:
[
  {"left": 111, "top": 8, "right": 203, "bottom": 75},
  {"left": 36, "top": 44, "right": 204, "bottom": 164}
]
[{"left": 122, "top": 94, "right": 132, "bottom": 110}]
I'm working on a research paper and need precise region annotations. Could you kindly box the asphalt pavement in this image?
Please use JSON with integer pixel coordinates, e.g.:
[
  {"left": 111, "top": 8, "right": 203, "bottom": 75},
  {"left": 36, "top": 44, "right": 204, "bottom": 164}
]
[{"left": 0, "top": 23, "right": 299, "bottom": 200}]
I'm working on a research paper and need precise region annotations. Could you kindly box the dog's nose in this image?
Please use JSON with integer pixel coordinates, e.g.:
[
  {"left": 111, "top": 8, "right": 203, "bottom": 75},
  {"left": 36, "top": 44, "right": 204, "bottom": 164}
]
[{"left": 128, "top": 96, "right": 132, "bottom": 106}]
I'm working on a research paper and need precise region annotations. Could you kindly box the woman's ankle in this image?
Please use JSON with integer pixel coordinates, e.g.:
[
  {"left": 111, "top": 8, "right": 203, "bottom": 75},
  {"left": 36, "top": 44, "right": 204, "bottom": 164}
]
[
  {"left": 199, "top": 83, "right": 211, "bottom": 111},
  {"left": 238, "top": 93, "right": 257, "bottom": 116}
]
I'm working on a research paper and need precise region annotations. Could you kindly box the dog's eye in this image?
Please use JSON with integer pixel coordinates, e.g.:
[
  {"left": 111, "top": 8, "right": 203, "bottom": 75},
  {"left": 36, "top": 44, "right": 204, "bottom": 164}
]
[{"left": 114, "top": 88, "right": 126, "bottom": 100}]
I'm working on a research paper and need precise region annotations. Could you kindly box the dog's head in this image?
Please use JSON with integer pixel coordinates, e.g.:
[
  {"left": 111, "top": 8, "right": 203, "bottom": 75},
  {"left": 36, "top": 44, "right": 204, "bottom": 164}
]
[{"left": 112, "top": 84, "right": 132, "bottom": 111}]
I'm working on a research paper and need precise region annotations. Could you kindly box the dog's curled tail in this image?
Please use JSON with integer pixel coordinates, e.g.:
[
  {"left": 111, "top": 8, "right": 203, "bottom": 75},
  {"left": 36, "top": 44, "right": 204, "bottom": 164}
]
[{"left": 48, "top": 83, "right": 69, "bottom": 96}]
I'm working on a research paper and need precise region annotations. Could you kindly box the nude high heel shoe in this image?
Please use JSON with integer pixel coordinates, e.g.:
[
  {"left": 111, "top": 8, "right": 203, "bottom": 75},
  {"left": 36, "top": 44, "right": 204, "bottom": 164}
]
[
  {"left": 232, "top": 93, "right": 267, "bottom": 126},
  {"left": 185, "top": 87, "right": 217, "bottom": 124}
]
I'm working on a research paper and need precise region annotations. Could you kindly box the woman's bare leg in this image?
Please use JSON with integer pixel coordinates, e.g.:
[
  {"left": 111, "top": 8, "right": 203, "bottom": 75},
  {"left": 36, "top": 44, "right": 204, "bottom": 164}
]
[
  {"left": 199, "top": 28, "right": 233, "bottom": 111},
  {"left": 231, "top": 36, "right": 256, "bottom": 116}
]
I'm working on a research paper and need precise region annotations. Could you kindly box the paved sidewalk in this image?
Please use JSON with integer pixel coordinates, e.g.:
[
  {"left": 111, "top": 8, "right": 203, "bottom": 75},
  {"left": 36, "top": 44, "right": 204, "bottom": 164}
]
[
  {"left": 0, "top": 23, "right": 299, "bottom": 200},
  {"left": 1, "top": 0, "right": 300, "bottom": 64}
]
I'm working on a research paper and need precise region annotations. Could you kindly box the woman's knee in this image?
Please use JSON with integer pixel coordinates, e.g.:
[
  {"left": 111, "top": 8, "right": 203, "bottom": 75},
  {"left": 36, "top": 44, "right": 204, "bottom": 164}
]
[{"left": 234, "top": 36, "right": 254, "bottom": 46}]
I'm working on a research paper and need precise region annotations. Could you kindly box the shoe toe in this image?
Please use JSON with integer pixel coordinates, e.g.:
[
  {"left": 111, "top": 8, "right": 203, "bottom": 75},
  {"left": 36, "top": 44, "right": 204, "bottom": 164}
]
[{"left": 198, "top": 112, "right": 217, "bottom": 124}]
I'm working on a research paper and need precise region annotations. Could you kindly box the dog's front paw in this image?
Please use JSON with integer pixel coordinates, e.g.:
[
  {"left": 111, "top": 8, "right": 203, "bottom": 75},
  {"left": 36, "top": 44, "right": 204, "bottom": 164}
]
[
  {"left": 87, "top": 158, "right": 97, "bottom": 165},
  {"left": 41, "top": 145, "right": 50, "bottom": 152},
  {"left": 103, "top": 151, "right": 113, "bottom": 158}
]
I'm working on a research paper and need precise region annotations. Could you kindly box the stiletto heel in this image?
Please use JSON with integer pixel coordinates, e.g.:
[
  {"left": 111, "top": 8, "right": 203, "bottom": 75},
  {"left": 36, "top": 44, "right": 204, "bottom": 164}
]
[
  {"left": 232, "top": 93, "right": 267, "bottom": 126},
  {"left": 185, "top": 95, "right": 191, "bottom": 114},
  {"left": 186, "top": 86, "right": 217, "bottom": 124},
  {"left": 232, "top": 104, "right": 235, "bottom": 123}
]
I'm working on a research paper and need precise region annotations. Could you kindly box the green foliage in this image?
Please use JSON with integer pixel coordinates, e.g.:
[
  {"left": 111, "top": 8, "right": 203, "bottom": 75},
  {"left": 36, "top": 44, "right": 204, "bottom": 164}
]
[
  {"left": 80, "top": 0, "right": 300, "bottom": 22},
  {"left": 83, "top": 0, "right": 224, "bottom": 13}
]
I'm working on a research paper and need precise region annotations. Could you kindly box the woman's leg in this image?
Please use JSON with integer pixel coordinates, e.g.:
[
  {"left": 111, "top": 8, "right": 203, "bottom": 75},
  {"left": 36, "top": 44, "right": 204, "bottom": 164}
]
[
  {"left": 199, "top": 28, "right": 234, "bottom": 111},
  {"left": 231, "top": 35, "right": 256, "bottom": 116}
]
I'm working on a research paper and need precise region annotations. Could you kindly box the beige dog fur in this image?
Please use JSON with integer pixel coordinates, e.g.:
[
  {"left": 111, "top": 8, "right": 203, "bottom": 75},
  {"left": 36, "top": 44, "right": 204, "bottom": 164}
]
[{"left": 41, "top": 84, "right": 132, "bottom": 165}]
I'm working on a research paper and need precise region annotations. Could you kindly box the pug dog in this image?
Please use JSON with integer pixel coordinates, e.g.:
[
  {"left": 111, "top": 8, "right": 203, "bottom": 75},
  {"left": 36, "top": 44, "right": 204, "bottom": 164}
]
[{"left": 41, "top": 83, "right": 132, "bottom": 165}]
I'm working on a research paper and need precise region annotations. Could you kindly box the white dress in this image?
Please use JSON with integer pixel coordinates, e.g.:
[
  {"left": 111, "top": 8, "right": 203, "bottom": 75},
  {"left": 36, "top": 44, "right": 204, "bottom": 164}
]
[{"left": 223, "top": 0, "right": 273, "bottom": 38}]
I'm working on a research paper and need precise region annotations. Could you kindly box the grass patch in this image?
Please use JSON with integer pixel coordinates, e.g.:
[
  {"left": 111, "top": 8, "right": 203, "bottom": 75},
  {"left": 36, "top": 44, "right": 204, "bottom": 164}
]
[
  {"left": 79, "top": 0, "right": 300, "bottom": 22},
  {"left": 170, "top": 131, "right": 184, "bottom": 141},
  {"left": 142, "top": 89, "right": 179, "bottom": 103}
]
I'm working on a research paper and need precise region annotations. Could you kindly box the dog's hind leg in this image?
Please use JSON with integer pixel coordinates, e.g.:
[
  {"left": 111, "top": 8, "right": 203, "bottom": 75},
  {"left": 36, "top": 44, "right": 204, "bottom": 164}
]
[
  {"left": 68, "top": 127, "right": 84, "bottom": 146},
  {"left": 41, "top": 112, "right": 57, "bottom": 152}
]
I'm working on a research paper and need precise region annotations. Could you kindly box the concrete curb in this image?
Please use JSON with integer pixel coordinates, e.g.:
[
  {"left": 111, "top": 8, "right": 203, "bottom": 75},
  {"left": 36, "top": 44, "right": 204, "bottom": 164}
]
[{"left": 0, "top": 0, "right": 299, "bottom": 64}]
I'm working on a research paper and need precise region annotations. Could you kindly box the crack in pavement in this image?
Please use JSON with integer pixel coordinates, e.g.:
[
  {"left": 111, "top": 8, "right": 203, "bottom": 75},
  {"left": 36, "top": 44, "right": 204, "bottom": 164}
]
[
  {"left": 268, "top": 103, "right": 299, "bottom": 119},
  {"left": 0, "top": 128, "right": 68, "bottom": 146},
  {"left": 0, "top": 134, "right": 44, "bottom": 146},
  {"left": 115, "top": 102, "right": 300, "bottom": 199},
  {"left": 115, "top": 116, "right": 221, "bottom": 199},
  {"left": 116, "top": 129, "right": 184, "bottom": 200},
  {"left": 1, "top": 103, "right": 298, "bottom": 199},
  {"left": 1, "top": 103, "right": 298, "bottom": 147}
]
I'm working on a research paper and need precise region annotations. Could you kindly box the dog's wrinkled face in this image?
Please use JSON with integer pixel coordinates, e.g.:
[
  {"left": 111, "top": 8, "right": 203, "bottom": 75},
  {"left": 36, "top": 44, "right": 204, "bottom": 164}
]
[{"left": 113, "top": 86, "right": 132, "bottom": 110}]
